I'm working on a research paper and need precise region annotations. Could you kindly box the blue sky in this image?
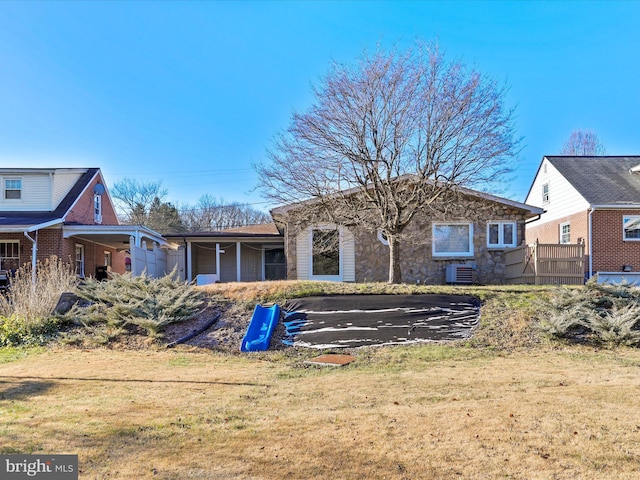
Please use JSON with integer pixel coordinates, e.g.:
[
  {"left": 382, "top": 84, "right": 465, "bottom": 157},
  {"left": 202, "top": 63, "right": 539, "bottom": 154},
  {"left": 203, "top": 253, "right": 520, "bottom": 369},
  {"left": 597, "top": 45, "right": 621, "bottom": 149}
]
[{"left": 1, "top": 1, "right": 638, "bottom": 211}]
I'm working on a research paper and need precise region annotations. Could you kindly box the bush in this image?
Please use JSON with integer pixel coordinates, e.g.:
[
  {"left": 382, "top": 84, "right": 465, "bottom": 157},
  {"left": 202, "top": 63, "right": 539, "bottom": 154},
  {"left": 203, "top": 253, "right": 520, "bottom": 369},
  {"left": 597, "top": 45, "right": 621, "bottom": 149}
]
[
  {"left": 0, "top": 314, "right": 63, "bottom": 346},
  {"left": 63, "top": 271, "right": 206, "bottom": 341},
  {"left": 538, "top": 280, "right": 640, "bottom": 347},
  {"left": 0, "top": 257, "right": 78, "bottom": 346}
]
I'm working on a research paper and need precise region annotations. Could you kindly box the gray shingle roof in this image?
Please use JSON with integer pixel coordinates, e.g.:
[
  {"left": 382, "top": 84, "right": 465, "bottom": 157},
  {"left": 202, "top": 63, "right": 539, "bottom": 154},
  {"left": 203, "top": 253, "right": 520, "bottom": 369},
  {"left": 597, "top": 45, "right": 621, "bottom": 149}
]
[{"left": 546, "top": 156, "right": 640, "bottom": 205}]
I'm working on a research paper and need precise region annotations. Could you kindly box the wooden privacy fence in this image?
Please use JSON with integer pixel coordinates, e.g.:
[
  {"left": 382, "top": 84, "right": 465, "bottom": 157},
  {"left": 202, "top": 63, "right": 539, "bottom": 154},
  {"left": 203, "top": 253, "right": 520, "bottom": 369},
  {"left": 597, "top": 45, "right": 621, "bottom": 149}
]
[{"left": 504, "top": 241, "right": 585, "bottom": 285}]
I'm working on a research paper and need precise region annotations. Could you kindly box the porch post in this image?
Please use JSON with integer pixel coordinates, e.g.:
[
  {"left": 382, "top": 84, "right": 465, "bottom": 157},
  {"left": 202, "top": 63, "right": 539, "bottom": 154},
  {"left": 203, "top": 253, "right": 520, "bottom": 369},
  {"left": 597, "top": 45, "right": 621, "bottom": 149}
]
[
  {"left": 215, "top": 243, "right": 221, "bottom": 280},
  {"left": 186, "top": 241, "right": 193, "bottom": 282},
  {"left": 236, "top": 242, "right": 242, "bottom": 282}
]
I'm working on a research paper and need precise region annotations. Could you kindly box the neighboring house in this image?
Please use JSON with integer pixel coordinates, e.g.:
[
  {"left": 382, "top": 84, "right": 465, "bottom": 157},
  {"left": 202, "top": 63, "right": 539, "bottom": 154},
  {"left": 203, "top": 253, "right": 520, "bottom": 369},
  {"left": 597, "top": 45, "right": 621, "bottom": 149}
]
[
  {"left": 0, "top": 168, "right": 172, "bottom": 279},
  {"left": 271, "top": 187, "right": 544, "bottom": 284},
  {"left": 525, "top": 156, "right": 640, "bottom": 278},
  {"left": 164, "top": 223, "right": 286, "bottom": 284}
]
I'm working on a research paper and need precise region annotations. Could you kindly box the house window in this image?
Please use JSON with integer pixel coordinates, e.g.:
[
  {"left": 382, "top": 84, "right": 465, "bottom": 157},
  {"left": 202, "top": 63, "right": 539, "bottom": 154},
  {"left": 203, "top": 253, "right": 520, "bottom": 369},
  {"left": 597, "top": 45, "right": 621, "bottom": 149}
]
[
  {"left": 487, "top": 222, "right": 517, "bottom": 248},
  {"left": 104, "top": 251, "right": 112, "bottom": 269},
  {"left": 542, "top": 183, "right": 549, "bottom": 204},
  {"left": 75, "top": 244, "right": 85, "bottom": 277},
  {"left": 433, "top": 223, "right": 474, "bottom": 257},
  {"left": 4, "top": 178, "right": 22, "bottom": 200},
  {"left": 264, "top": 246, "right": 286, "bottom": 280},
  {"left": 623, "top": 216, "right": 640, "bottom": 240},
  {"left": 0, "top": 240, "right": 20, "bottom": 271},
  {"left": 311, "top": 228, "right": 341, "bottom": 277},
  {"left": 560, "top": 222, "right": 571, "bottom": 244},
  {"left": 94, "top": 194, "right": 103, "bottom": 224}
]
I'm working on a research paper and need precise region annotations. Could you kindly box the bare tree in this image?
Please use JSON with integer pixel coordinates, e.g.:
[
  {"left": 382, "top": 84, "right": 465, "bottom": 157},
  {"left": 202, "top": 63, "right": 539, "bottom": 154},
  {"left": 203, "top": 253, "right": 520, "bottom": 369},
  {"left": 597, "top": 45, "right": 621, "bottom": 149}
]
[
  {"left": 110, "top": 178, "right": 168, "bottom": 226},
  {"left": 257, "top": 41, "right": 520, "bottom": 283},
  {"left": 560, "top": 129, "right": 607, "bottom": 156},
  {"left": 180, "top": 195, "right": 271, "bottom": 232}
]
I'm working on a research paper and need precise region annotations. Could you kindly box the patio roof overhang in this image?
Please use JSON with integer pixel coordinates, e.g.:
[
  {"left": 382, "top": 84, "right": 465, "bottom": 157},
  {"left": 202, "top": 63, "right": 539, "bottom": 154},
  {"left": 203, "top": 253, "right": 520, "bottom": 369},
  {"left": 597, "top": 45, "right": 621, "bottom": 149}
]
[{"left": 62, "top": 224, "right": 177, "bottom": 250}]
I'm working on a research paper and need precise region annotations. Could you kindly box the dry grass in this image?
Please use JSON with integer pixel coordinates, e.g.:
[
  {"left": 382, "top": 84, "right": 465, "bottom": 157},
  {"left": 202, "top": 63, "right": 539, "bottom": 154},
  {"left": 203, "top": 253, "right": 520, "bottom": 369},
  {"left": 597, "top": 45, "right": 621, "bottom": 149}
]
[
  {"left": 2, "top": 282, "right": 640, "bottom": 479},
  {"left": 1, "top": 346, "right": 640, "bottom": 479}
]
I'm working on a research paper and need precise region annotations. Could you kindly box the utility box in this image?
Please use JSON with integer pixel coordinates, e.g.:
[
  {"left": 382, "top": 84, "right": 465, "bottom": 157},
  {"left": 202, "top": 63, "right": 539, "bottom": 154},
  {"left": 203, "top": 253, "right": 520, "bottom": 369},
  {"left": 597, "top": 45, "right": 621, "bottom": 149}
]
[{"left": 446, "top": 264, "right": 473, "bottom": 284}]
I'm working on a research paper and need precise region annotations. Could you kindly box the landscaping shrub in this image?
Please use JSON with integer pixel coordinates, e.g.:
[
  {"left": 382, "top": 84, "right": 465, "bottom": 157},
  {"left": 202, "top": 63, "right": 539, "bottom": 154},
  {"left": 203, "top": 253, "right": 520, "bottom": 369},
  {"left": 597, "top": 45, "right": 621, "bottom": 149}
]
[
  {"left": 63, "top": 271, "right": 206, "bottom": 342},
  {"left": 538, "top": 280, "right": 640, "bottom": 346},
  {"left": 0, "top": 257, "right": 77, "bottom": 346}
]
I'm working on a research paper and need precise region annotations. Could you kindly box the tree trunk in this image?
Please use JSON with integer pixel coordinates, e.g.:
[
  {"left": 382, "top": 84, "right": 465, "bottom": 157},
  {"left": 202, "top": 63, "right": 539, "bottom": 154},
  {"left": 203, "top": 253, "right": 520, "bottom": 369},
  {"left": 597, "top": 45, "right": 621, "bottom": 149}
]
[{"left": 387, "top": 235, "right": 402, "bottom": 284}]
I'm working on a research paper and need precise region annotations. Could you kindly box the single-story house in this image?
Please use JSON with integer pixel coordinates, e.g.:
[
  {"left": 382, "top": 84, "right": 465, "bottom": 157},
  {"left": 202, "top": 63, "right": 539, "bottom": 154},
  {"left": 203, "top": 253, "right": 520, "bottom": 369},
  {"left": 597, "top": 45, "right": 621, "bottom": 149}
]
[
  {"left": 271, "top": 186, "right": 544, "bottom": 284},
  {"left": 0, "top": 167, "right": 174, "bottom": 279}
]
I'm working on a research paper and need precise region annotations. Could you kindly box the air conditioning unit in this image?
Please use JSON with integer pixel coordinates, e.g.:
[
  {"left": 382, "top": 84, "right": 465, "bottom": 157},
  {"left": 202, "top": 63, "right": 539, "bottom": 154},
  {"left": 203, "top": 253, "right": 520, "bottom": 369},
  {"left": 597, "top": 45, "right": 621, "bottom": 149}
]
[{"left": 446, "top": 264, "right": 474, "bottom": 284}]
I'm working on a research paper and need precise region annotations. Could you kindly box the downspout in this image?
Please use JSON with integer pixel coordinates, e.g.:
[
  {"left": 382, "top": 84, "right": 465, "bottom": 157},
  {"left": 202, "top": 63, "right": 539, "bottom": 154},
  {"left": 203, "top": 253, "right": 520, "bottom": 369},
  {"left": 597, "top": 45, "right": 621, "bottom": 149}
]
[
  {"left": 588, "top": 207, "right": 595, "bottom": 279},
  {"left": 23, "top": 230, "right": 38, "bottom": 286}
]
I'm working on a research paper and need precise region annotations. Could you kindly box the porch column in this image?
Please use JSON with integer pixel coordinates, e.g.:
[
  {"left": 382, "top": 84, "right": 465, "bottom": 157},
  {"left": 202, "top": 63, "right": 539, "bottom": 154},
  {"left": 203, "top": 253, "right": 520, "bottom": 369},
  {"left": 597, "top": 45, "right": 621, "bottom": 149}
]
[
  {"left": 129, "top": 236, "right": 137, "bottom": 276},
  {"left": 186, "top": 241, "right": 193, "bottom": 282},
  {"left": 215, "top": 243, "right": 221, "bottom": 280},
  {"left": 236, "top": 242, "right": 242, "bottom": 282}
]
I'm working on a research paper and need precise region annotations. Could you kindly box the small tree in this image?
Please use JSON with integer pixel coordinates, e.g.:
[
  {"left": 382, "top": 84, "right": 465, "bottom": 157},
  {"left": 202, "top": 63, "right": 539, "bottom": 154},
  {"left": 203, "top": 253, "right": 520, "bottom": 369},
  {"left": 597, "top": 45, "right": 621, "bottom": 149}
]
[
  {"left": 560, "top": 129, "right": 607, "bottom": 156},
  {"left": 110, "top": 178, "right": 168, "bottom": 225},
  {"left": 257, "top": 40, "right": 520, "bottom": 283}
]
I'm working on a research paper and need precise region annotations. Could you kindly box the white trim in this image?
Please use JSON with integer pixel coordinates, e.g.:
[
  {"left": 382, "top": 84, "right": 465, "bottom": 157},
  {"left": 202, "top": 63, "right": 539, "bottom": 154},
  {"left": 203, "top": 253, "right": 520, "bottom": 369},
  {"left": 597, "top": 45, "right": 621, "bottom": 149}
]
[
  {"left": 432, "top": 222, "right": 474, "bottom": 257},
  {"left": 487, "top": 221, "right": 517, "bottom": 249},
  {"left": 309, "top": 224, "right": 343, "bottom": 281},
  {"left": 622, "top": 215, "right": 640, "bottom": 241},
  {"left": 75, "top": 243, "right": 85, "bottom": 278},
  {"left": 377, "top": 229, "right": 389, "bottom": 246},
  {"left": 559, "top": 222, "right": 571, "bottom": 244}
]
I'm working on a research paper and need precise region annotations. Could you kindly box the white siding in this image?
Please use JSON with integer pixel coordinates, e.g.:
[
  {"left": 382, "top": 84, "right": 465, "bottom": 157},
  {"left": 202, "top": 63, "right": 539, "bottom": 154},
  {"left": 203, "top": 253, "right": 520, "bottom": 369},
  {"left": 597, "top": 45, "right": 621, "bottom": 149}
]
[
  {"left": 0, "top": 173, "right": 52, "bottom": 211},
  {"left": 53, "top": 171, "right": 83, "bottom": 207},
  {"left": 296, "top": 225, "right": 355, "bottom": 282},
  {"left": 525, "top": 157, "right": 590, "bottom": 223},
  {"left": 342, "top": 227, "right": 355, "bottom": 282},
  {"left": 296, "top": 229, "right": 310, "bottom": 280}
]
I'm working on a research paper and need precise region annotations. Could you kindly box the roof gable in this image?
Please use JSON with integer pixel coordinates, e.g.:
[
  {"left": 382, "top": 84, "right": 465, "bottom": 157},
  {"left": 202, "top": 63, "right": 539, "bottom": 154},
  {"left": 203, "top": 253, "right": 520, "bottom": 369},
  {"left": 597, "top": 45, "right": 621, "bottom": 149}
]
[{"left": 545, "top": 156, "right": 640, "bottom": 205}]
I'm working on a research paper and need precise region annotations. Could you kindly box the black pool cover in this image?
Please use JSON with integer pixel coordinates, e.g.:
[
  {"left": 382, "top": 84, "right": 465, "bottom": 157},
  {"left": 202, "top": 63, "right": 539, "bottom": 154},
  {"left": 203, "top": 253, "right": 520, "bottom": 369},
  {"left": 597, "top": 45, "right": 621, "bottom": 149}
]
[{"left": 282, "top": 294, "right": 480, "bottom": 349}]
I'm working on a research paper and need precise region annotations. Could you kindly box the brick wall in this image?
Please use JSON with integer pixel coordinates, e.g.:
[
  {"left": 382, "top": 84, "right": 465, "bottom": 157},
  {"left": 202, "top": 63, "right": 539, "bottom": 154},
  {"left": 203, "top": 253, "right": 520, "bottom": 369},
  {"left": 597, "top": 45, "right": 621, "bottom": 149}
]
[
  {"left": 64, "top": 172, "right": 120, "bottom": 225},
  {"left": 525, "top": 211, "right": 590, "bottom": 250},
  {"left": 0, "top": 229, "right": 125, "bottom": 277},
  {"left": 592, "top": 209, "right": 640, "bottom": 273}
]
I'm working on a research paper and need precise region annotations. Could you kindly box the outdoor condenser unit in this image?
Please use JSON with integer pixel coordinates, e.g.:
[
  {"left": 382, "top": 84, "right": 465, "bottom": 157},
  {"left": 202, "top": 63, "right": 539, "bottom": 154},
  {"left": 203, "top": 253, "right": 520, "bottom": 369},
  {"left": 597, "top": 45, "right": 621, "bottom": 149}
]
[{"left": 446, "top": 264, "right": 474, "bottom": 284}]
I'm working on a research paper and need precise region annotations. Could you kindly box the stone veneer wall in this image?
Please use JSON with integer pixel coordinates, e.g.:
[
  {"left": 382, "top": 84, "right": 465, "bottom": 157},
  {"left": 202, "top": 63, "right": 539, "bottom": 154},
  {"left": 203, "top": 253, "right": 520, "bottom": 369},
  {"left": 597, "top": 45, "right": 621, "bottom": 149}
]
[
  {"left": 277, "top": 195, "right": 530, "bottom": 285},
  {"left": 353, "top": 197, "right": 529, "bottom": 284}
]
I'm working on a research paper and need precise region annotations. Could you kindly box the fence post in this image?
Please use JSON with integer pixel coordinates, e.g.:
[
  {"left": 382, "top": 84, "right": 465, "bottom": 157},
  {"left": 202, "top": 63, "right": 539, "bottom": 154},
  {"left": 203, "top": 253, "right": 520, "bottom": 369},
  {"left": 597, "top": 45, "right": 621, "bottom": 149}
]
[{"left": 534, "top": 239, "right": 540, "bottom": 285}]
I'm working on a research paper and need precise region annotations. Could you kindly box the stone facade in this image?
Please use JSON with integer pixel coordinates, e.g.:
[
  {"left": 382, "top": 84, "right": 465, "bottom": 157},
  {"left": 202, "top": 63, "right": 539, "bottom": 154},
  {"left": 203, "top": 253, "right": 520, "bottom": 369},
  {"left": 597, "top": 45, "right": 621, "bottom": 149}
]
[{"left": 277, "top": 194, "right": 532, "bottom": 285}]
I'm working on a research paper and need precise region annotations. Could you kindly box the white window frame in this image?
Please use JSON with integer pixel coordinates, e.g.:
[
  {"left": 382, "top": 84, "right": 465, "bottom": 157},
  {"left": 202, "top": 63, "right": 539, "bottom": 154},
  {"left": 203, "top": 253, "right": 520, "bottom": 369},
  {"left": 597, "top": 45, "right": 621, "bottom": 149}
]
[
  {"left": 75, "top": 244, "right": 85, "bottom": 278},
  {"left": 94, "top": 194, "right": 103, "bottom": 224},
  {"left": 623, "top": 216, "right": 640, "bottom": 241},
  {"left": 542, "top": 182, "right": 550, "bottom": 204},
  {"left": 432, "top": 222, "right": 474, "bottom": 257},
  {"left": 487, "top": 221, "right": 517, "bottom": 249},
  {"left": 559, "top": 222, "right": 571, "bottom": 244},
  {"left": 104, "top": 250, "right": 112, "bottom": 270},
  {"left": 0, "top": 240, "right": 20, "bottom": 269},
  {"left": 377, "top": 229, "right": 389, "bottom": 246},
  {"left": 309, "top": 225, "right": 343, "bottom": 281},
  {"left": 4, "top": 177, "right": 22, "bottom": 200}
]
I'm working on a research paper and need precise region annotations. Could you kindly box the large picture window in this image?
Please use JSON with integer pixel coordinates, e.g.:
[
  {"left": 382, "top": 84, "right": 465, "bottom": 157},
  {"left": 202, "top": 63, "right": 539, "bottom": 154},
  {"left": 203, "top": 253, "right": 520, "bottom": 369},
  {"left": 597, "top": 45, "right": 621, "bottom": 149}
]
[
  {"left": 487, "top": 222, "right": 516, "bottom": 248},
  {"left": 311, "top": 228, "right": 340, "bottom": 277},
  {"left": 433, "top": 223, "right": 474, "bottom": 257},
  {"left": 623, "top": 216, "right": 640, "bottom": 240}
]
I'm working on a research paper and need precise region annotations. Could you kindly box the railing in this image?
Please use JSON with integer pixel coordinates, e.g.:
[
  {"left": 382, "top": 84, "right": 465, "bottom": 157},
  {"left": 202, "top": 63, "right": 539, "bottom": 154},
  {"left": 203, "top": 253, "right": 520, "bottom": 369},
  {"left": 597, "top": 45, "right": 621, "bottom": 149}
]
[{"left": 504, "top": 240, "right": 585, "bottom": 285}]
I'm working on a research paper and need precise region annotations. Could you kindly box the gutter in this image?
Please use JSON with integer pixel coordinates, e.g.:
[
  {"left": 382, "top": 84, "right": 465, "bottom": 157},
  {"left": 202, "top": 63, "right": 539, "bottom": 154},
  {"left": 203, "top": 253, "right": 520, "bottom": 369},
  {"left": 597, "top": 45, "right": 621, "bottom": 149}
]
[{"left": 23, "top": 231, "right": 37, "bottom": 286}]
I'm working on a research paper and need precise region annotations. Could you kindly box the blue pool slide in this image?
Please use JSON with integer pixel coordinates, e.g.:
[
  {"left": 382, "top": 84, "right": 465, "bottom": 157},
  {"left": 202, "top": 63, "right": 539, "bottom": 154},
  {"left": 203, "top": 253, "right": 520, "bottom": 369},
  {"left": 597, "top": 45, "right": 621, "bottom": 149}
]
[{"left": 240, "top": 304, "right": 281, "bottom": 352}]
